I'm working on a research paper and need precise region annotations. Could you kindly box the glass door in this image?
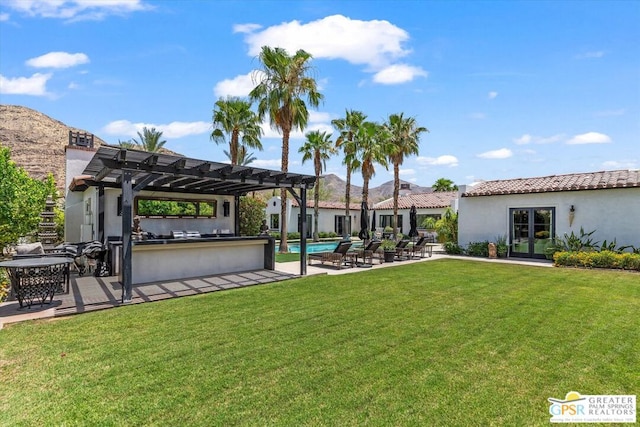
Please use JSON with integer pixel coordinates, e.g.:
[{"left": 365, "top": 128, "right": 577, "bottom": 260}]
[{"left": 510, "top": 208, "right": 554, "bottom": 258}]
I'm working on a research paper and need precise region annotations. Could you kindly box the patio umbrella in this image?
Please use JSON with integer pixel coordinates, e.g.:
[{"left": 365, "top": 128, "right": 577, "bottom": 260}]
[
  {"left": 409, "top": 204, "right": 419, "bottom": 242},
  {"left": 370, "top": 210, "right": 377, "bottom": 236},
  {"left": 358, "top": 201, "right": 370, "bottom": 241}
]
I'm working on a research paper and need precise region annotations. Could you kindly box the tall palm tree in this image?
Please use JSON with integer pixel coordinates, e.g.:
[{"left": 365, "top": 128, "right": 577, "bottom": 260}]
[
  {"left": 132, "top": 127, "right": 166, "bottom": 152},
  {"left": 432, "top": 177, "right": 458, "bottom": 192},
  {"left": 332, "top": 109, "right": 366, "bottom": 236},
  {"left": 358, "top": 121, "right": 389, "bottom": 209},
  {"left": 225, "top": 145, "right": 257, "bottom": 166},
  {"left": 117, "top": 139, "right": 138, "bottom": 149},
  {"left": 211, "top": 97, "right": 263, "bottom": 165},
  {"left": 385, "top": 113, "right": 428, "bottom": 236},
  {"left": 249, "top": 46, "right": 323, "bottom": 253},
  {"left": 299, "top": 130, "right": 335, "bottom": 242}
]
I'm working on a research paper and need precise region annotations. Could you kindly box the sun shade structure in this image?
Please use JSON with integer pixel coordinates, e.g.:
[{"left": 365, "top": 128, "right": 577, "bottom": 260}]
[{"left": 71, "top": 146, "right": 316, "bottom": 302}]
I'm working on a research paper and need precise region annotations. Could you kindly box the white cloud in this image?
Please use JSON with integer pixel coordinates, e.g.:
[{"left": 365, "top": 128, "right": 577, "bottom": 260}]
[
  {"left": 575, "top": 51, "right": 605, "bottom": 59},
  {"left": 102, "top": 119, "right": 210, "bottom": 139},
  {"left": 260, "top": 110, "right": 333, "bottom": 140},
  {"left": 4, "top": 0, "right": 151, "bottom": 21},
  {"left": 477, "top": 148, "right": 513, "bottom": 159},
  {"left": 488, "top": 91, "right": 498, "bottom": 99},
  {"left": 416, "top": 155, "right": 459, "bottom": 167},
  {"left": 0, "top": 12, "right": 9, "bottom": 21},
  {"left": 26, "top": 51, "right": 89, "bottom": 69},
  {"left": 602, "top": 160, "right": 638, "bottom": 169},
  {"left": 372, "top": 64, "right": 427, "bottom": 84},
  {"left": 0, "top": 73, "right": 51, "bottom": 95},
  {"left": 566, "top": 132, "right": 612, "bottom": 145},
  {"left": 233, "top": 23, "right": 262, "bottom": 33},
  {"left": 68, "top": 82, "right": 79, "bottom": 89},
  {"left": 240, "top": 15, "right": 410, "bottom": 69},
  {"left": 213, "top": 71, "right": 264, "bottom": 98},
  {"left": 252, "top": 159, "right": 282, "bottom": 168},
  {"left": 514, "top": 133, "right": 565, "bottom": 145},
  {"left": 399, "top": 168, "right": 415, "bottom": 175}
]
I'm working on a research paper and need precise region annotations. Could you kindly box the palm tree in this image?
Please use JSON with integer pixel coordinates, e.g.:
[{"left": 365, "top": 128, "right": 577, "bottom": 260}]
[
  {"left": 249, "top": 46, "right": 323, "bottom": 253},
  {"left": 385, "top": 113, "right": 428, "bottom": 236},
  {"left": 432, "top": 177, "right": 458, "bottom": 192},
  {"left": 332, "top": 109, "right": 366, "bottom": 236},
  {"left": 299, "top": 130, "right": 335, "bottom": 242},
  {"left": 132, "top": 127, "right": 167, "bottom": 152},
  {"left": 117, "top": 139, "right": 138, "bottom": 149},
  {"left": 211, "top": 97, "right": 263, "bottom": 165},
  {"left": 225, "top": 145, "right": 257, "bottom": 166},
  {"left": 358, "top": 121, "right": 390, "bottom": 209}
]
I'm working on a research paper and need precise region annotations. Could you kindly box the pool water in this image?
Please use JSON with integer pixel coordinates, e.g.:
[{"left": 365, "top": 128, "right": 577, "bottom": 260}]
[{"left": 288, "top": 241, "right": 362, "bottom": 253}]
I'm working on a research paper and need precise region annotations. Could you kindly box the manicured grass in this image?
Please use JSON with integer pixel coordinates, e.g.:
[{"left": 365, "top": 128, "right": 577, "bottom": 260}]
[
  {"left": 1, "top": 260, "right": 638, "bottom": 425},
  {"left": 275, "top": 252, "right": 300, "bottom": 263}
]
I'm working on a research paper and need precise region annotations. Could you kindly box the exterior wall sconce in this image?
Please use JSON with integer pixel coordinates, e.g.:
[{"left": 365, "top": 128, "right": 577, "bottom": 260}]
[
  {"left": 569, "top": 205, "right": 575, "bottom": 227},
  {"left": 223, "top": 200, "right": 230, "bottom": 217}
]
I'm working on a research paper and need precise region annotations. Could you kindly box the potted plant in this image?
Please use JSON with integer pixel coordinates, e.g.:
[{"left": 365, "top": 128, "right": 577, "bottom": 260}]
[
  {"left": 496, "top": 235, "right": 508, "bottom": 258},
  {"left": 381, "top": 239, "right": 396, "bottom": 263},
  {"left": 383, "top": 226, "right": 394, "bottom": 240}
]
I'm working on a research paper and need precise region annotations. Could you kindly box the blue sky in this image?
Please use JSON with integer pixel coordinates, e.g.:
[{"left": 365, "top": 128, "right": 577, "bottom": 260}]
[{"left": 1, "top": 0, "right": 638, "bottom": 188}]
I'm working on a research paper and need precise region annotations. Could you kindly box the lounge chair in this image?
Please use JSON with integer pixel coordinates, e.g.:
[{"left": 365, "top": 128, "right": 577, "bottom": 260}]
[
  {"left": 308, "top": 241, "right": 354, "bottom": 269},
  {"left": 394, "top": 240, "right": 410, "bottom": 261},
  {"left": 355, "top": 240, "right": 382, "bottom": 265},
  {"left": 400, "top": 236, "right": 432, "bottom": 259}
]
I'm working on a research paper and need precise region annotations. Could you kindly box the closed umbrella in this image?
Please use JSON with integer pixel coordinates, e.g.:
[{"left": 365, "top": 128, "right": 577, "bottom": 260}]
[
  {"left": 409, "top": 204, "right": 419, "bottom": 241},
  {"left": 358, "top": 201, "right": 370, "bottom": 241},
  {"left": 370, "top": 210, "right": 377, "bottom": 237}
]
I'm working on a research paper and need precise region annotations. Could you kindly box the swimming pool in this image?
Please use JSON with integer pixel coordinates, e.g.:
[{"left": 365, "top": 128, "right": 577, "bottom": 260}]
[{"left": 288, "top": 241, "right": 362, "bottom": 253}]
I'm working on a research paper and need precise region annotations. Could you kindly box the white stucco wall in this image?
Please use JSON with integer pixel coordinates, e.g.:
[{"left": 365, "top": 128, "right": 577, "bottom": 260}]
[
  {"left": 265, "top": 196, "right": 361, "bottom": 235},
  {"left": 458, "top": 188, "right": 640, "bottom": 247}
]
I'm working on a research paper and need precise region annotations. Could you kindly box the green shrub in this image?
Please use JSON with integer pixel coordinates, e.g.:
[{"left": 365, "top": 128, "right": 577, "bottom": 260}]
[
  {"left": 553, "top": 250, "right": 640, "bottom": 271},
  {"left": 0, "top": 269, "right": 9, "bottom": 303},
  {"left": 443, "top": 241, "right": 464, "bottom": 255},
  {"left": 466, "top": 241, "right": 490, "bottom": 257},
  {"left": 238, "top": 196, "right": 266, "bottom": 236},
  {"left": 270, "top": 232, "right": 281, "bottom": 240},
  {"left": 287, "top": 232, "right": 301, "bottom": 240}
]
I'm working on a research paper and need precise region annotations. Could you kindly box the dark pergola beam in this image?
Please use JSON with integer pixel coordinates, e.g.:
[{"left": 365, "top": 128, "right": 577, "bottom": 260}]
[
  {"left": 94, "top": 166, "right": 113, "bottom": 182},
  {"left": 133, "top": 173, "right": 163, "bottom": 192}
]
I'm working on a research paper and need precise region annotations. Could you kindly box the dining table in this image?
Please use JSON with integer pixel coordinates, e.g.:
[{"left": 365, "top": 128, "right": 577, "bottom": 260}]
[{"left": 0, "top": 257, "right": 73, "bottom": 309}]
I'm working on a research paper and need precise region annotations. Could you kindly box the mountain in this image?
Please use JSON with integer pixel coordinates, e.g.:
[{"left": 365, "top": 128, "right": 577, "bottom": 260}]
[
  {"left": 321, "top": 173, "right": 432, "bottom": 204},
  {"left": 0, "top": 104, "right": 108, "bottom": 193}
]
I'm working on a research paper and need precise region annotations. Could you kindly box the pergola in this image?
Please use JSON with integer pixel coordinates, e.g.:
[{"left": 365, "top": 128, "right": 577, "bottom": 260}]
[{"left": 72, "top": 146, "right": 316, "bottom": 302}]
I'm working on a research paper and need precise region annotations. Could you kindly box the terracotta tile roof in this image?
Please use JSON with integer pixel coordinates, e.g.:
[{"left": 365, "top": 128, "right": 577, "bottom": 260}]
[
  {"left": 373, "top": 192, "right": 457, "bottom": 210},
  {"left": 290, "top": 199, "right": 362, "bottom": 210},
  {"left": 463, "top": 169, "right": 640, "bottom": 197}
]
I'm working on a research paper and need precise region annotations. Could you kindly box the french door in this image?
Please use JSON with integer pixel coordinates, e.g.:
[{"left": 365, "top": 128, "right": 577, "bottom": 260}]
[{"left": 509, "top": 207, "right": 555, "bottom": 258}]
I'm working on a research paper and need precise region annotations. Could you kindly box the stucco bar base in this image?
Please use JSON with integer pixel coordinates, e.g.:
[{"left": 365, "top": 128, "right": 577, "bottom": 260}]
[{"left": 130, "top": 238, "right": 274, "bottom": 285}]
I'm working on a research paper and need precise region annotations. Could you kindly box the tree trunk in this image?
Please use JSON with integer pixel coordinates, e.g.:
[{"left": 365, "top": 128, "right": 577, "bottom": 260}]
[
  {"left": 344, "top": 167, "right": 351, "bottom": 239},
  {"left": 314, "top": 177, "right": 320, "bottom": 242},
  {"left": 230, "top": 129, "right": 239, "bottom": 165},
  {"left": 279, "top": 127, "right": 290, "bottom": 253},
  {"left": 393, "top": 161, "right": 399, "bottom": 236}
]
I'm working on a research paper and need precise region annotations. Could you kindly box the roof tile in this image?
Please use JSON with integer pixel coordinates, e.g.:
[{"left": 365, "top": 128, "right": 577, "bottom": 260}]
[
  {"left": 463, "top": 170, "right": 640, "bottom": 197},
  {"left": 373, "top": 192, "right": 457, "bottom": 209}
]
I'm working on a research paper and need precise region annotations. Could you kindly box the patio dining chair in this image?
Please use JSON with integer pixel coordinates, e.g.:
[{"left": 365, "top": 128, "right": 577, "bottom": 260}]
[
  {"left": 394, "top": 240, "right": 411, "bottom": 261},
  {"left": 401, "top": 236, "right": 430, "bottom": 259},
  {"left": 308, "top": 240, "right": 353, "bottom": 269}
]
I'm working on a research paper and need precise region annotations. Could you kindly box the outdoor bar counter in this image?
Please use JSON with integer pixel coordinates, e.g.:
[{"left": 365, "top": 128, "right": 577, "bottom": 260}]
[{"left": 117, "top": 236, "right": 276, "bottom": 285}]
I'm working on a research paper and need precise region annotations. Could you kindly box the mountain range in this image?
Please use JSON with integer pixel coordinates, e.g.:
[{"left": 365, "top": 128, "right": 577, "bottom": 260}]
[{"left": 0, "top": 104, "right": 431, "bottom": 202}]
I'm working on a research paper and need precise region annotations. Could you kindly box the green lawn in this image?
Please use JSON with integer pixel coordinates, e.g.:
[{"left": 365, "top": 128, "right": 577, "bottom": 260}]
[{"left": 1, "top": 259, "right": 638, "bottom": 426}]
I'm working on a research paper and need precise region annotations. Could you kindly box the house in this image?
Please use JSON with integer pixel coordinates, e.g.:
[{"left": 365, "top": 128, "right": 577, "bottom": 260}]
[
  {"left": 458, "top": 170, "right": 640, "bottom": 259},
  {"left": 372, "top": 191, "right": 458, "bottom": 233},
  {"left": 266, "top": 196, "right": 361, "bottom": 237}
]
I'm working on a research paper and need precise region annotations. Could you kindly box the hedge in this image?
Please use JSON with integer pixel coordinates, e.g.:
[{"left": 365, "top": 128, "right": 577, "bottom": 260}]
[{"left": 553, "top": 250, "right": 640, "bottom": 271}]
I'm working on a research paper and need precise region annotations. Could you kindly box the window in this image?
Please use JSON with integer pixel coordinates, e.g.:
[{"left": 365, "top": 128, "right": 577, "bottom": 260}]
[
  {"left": 135, "top": 197, "right": 216, "bottom": 218},
  {"left": 335, "top": 215, "right": 351, "bottom": 236},
  {"left": 380, "top": 215, "right": 403, "bottom": 232},
  {"left": 270, "top": 214, "right": 279, "bottom": 230},
  {"left": 416, "top": 214, "right": 441, "bottom": 228}
]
